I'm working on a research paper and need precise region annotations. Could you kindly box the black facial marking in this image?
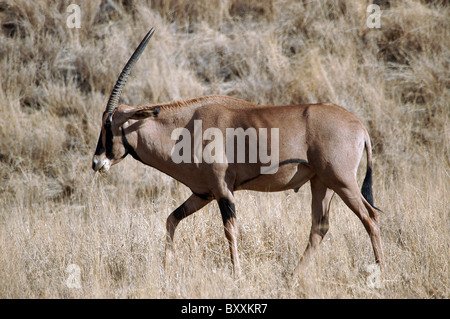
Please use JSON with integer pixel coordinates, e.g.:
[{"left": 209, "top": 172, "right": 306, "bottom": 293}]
[
  {"left": 218, "top": 198, "right": 236, "bottom": 225},
  {"left": 120, "top": 128, "right": 129, "bottom": 159},
  {"left": 104, "top": 115, "right": 114, "bottom": 159},
  {"left": 94, "top": 132, "right": 105, "bottom": 156}
]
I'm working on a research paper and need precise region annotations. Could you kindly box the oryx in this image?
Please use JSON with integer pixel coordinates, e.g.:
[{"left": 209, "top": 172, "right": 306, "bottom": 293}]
[{"left": 92, "top": 28, "right": 384, "bottom": 276}]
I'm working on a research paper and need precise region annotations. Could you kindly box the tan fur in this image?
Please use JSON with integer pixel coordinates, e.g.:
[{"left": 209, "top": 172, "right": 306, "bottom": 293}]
[{"left": 93, "top": 95, "right": 384, "bottom": 276}]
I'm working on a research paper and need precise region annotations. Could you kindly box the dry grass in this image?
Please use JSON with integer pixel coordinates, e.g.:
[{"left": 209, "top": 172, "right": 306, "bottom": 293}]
[{"left": 0, "top": 0, "right": 448, "bottom": 298}]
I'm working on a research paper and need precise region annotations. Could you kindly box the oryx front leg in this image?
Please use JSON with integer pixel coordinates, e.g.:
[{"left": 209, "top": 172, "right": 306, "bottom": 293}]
[
  {"left": 165, "top": 194, "right": 212, "bottom": 268},
  {"left": 218, "top": 197, "right": 241, "bottom": 278}
]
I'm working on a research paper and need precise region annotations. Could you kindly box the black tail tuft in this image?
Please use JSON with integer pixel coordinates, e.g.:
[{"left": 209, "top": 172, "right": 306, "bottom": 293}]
[{"left": 361, "top": 166, "right": 375, "bottom": 208}]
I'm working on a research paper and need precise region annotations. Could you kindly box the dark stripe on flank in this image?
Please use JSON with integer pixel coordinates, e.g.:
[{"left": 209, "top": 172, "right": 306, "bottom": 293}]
[
  {"left": 278, "top": 158, "right": 309, "bottom": 166},
  {"left": 238, "top": 158, "right": 309, "bottom": 187},
  {"left": 192, "top": 192, "right": 214, "bottom": 200}
]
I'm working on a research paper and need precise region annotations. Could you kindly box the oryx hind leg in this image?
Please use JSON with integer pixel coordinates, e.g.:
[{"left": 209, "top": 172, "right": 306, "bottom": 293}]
[
  {"left": 331, "top": 179, "right": 384, "bottom": 270},
  {"left": 165, "top": 193, "right": 212, "bottom": 268},
  {"left": 295, "top": 175, "right": 335, "bottom": 274}
]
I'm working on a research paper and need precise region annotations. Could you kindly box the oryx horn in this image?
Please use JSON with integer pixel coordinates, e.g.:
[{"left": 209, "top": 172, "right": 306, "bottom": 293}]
[{"left": 105, "top": 27, "right": 155, "bottom": 114}]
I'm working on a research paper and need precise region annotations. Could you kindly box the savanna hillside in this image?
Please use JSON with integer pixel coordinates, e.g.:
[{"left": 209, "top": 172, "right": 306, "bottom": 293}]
[{"left": 0, "top": 0, "right": 448, "bottom": 298}]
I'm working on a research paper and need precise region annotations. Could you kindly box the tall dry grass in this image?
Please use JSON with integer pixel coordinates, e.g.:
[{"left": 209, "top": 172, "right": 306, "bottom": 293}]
[{"left": 0, "top": 0, "right": 448, "bottom": 298}]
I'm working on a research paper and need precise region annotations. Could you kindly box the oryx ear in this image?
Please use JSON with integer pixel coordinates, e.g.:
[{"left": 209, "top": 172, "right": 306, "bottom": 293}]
[
  {"left": 113, "top": 105, "right": 160, "bottom": 127},
  {"left": 129, "top": 106, "right": 160, "bottom": 119}
]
